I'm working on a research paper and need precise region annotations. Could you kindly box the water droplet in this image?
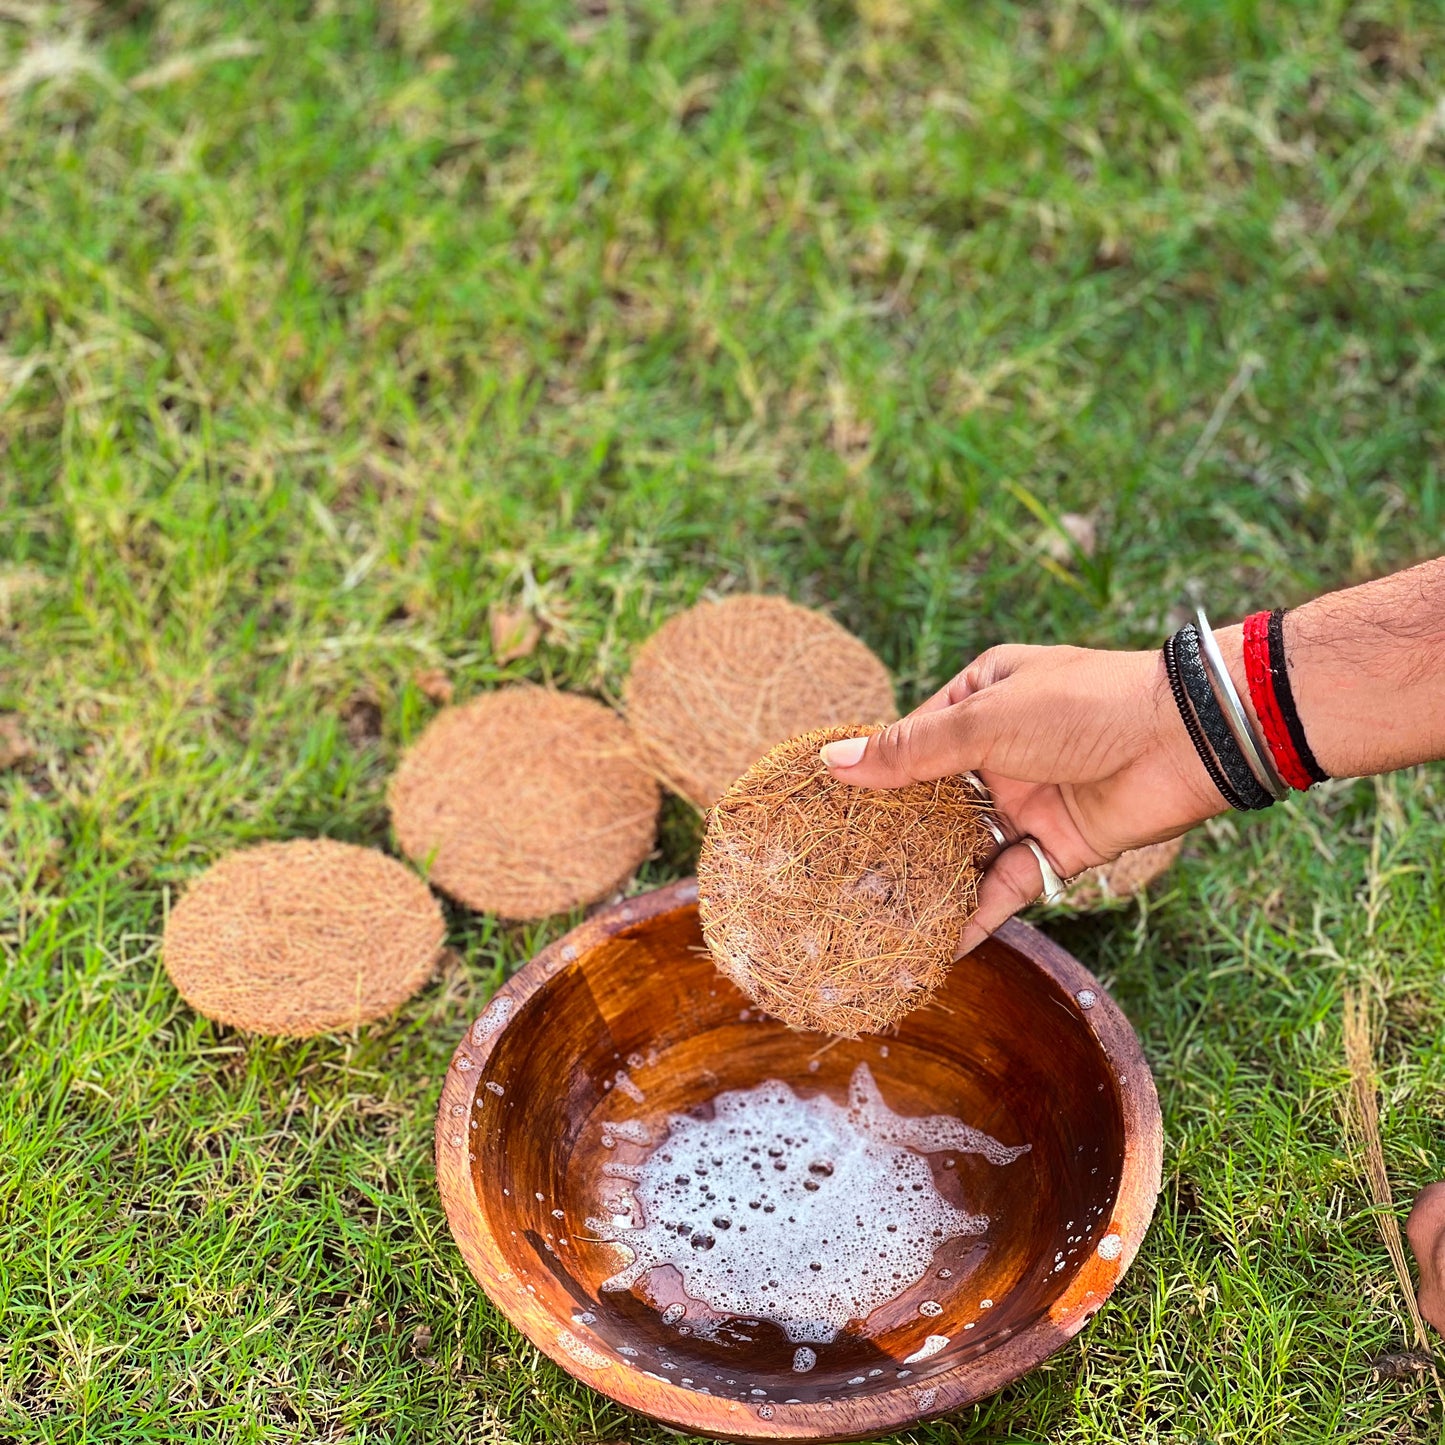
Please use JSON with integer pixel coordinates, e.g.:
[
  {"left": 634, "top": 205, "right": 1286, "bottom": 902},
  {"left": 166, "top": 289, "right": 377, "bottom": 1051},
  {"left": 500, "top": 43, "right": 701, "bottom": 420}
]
[
  {"left": 472, "top": 995, "right": 514, "bottom": 1046},
  {"left": 904, "top": 1334, "right": 949, "bottom": 1363}
]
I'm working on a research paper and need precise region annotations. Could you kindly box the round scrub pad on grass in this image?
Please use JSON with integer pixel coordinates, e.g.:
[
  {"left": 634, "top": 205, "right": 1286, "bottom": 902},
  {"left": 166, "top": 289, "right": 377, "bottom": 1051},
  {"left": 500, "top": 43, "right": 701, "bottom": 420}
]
[
  {"left": 698, "top": 724, "right": 994, "bottom": 1037},
  {"left": 163, "top": 838, "right": 446, "bottom": 1036},
  {"left": 389, "top": 688, "right": 661, "bottom": 920},
  {"left": 624, "top": 595, "right": 897, "bottom": 808},
  {"left": 1061, "top": 837, "right": 1183, "bottom": 911}
]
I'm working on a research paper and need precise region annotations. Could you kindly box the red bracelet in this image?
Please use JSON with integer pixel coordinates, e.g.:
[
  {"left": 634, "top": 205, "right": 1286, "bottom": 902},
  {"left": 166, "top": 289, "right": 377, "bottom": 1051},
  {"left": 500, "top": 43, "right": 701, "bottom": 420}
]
[{"left": 1242, "top": 610, "right": 1316, "bottom": 791}]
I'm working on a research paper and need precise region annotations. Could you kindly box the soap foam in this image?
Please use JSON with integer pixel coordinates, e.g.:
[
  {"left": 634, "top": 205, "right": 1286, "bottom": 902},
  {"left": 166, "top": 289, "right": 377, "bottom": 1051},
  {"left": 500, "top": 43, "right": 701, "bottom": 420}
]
[{"left": 590, "top": 1062, "right": 1026, "bottom": 1344}]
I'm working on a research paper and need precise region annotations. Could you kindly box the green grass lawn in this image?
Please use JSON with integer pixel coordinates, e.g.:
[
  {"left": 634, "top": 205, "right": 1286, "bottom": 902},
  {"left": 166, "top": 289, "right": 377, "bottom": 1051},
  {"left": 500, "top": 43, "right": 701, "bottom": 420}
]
[{"left": 3, "top": 0, "right": 1444, "bottom": 1440}]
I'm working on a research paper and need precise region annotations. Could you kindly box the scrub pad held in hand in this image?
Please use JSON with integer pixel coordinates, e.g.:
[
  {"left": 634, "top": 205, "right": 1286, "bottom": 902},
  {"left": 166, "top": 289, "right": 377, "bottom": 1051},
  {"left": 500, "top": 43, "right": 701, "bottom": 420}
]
[
  {"left": 624, "top": 595, "right": 897, "bottom": 808},
  {"left": 163, "top": 838, "right": 446, "bottom": 1036},
  {"left": 388, "top": 687, "right": 661, "bottom": 920},
  {"left": 697, "top": 724, "right": 994, "bottom": 1037}
]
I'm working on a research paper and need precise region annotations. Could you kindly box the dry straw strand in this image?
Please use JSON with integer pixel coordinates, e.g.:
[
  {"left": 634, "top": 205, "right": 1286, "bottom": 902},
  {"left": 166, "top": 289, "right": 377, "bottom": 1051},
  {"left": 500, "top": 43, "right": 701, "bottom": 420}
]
[
  {"left": 1342, "top": 983, "right": 1442, "bottom": 1387},
  {"left": 624, "top": 595, "right": 897, "bottom": 808},
  {"left": 163, "top": 838, "right": 446, "bottom": 1036},
  {"left": 698, "top": 724, "right": 993, "bottom": 1037},
  {"left": 388, "top": 687, "right": 661, "bottom": 920}
]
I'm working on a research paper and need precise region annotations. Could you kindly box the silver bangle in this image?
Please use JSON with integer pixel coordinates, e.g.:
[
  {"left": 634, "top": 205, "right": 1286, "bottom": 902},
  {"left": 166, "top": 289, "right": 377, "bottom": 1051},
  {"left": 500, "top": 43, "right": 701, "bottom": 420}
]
[{"left": 1193, "top": 607, "right": 1288, "bottom": 801}]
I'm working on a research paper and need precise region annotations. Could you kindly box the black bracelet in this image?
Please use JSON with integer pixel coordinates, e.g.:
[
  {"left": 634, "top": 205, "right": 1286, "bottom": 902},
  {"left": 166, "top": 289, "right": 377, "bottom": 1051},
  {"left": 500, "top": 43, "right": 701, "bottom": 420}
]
[
  {"left": 1163, "top": 632, "right": 1251, "bottom": 812},
  {"left": 1167, "top": 624, "right": 1275, "bottom": 811},
  {"left": 1266, "top": 609, "right": 1329, "bottom": 785}
]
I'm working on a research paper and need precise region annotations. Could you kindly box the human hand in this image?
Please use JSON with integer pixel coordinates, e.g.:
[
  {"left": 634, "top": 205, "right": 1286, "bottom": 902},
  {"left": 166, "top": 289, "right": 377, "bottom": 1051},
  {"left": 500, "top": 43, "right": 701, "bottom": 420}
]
[{"left": 821, "top": 642, "right": 1229, "bottom": 955}]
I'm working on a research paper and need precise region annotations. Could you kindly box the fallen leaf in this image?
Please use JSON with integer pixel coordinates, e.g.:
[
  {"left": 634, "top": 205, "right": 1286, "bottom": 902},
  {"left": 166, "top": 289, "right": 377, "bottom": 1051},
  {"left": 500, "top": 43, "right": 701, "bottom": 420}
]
[
  {"left": 490, "top": 605, "right": 541, "bottom": 664},
  {"left": 1368, "top": 1349, "right": 1435, "bottom": 1382},
  {"left": 340, "top": 691, "right": 383, "bottom": 747},
  {"left": 412, "top": 667, "right": 454, "bottom": 705},
  {"left": 1043, "top": 511, "right": 1098, "bottom": 563},
  {"left": 410, "top": 1323, "right": 433, "bottom": 1357},
  {"left": 0, "top": 715, "right": 32, "bottom": 770}
]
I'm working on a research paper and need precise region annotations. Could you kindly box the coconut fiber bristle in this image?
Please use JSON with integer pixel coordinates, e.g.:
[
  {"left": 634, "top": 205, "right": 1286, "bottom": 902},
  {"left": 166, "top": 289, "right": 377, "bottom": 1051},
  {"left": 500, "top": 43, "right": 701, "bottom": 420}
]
[
  {"left": 624, "top": 595, "right": 897, "bottom": 808},
  {"left": 697, "top": 724, "right": 995, "bottom": 1037},
  {"left": 388, "top": 687, "right": 661, "bottom": 920},
  {"left": 163, "top": 838, "right": 446, "bottom": 1036}
]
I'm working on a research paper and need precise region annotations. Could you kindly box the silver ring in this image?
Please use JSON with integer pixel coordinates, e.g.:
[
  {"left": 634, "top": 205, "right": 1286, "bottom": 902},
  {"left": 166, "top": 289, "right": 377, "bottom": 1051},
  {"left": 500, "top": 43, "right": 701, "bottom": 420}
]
[
  {"left": 962, "top": 772, "right": 1009, "bottom": 851},
  {"left": 1020, "top": 836, "right": 1069, "bottom": 904},
  {"left": 962, "top": 771, "right": 1068, "bottom": 901}
]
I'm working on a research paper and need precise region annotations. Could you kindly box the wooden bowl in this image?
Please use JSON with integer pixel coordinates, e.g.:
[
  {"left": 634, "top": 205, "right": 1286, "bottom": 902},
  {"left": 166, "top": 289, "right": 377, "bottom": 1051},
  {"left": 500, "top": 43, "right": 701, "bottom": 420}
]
[{"left": 436, "top": 880, "right": 1161, "bottom": 1441}]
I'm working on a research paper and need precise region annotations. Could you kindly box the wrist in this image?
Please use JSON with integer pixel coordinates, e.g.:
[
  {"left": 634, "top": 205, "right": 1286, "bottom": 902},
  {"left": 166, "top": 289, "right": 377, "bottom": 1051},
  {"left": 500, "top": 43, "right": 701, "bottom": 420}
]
[
  {"left": 1145, "top": 646, "right": 1233, "bottom": 828},
  {"left": 1208, "top": 623, "right": 1267, "bottom": 767}
]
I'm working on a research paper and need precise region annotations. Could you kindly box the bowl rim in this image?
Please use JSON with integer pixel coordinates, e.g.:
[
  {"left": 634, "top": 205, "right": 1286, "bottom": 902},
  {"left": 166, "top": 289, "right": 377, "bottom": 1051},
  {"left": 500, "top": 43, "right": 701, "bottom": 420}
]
[{"left": 435, "top": 877, "right": 1162, "bottom": 1442}]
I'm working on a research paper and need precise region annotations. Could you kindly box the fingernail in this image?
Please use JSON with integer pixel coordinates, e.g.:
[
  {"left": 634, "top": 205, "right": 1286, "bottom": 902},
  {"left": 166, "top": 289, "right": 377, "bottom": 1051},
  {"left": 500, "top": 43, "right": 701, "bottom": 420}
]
[{"left": 820, "top": 736, "right": 869, "bottom": 769}]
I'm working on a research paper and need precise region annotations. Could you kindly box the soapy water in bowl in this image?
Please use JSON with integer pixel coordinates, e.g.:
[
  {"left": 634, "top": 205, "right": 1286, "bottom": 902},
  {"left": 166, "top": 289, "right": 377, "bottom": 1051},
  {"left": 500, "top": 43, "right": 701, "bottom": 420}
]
[{"left": 589, "top": 1062, "right": 1029, "bottom": 1346}]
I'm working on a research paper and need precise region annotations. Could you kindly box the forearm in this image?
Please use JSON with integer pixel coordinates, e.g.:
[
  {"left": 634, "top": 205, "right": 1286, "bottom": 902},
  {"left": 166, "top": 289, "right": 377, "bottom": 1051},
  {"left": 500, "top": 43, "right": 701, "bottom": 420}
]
[{"left": 1215, "top": 558, "right": 1445, "bottom": 781}]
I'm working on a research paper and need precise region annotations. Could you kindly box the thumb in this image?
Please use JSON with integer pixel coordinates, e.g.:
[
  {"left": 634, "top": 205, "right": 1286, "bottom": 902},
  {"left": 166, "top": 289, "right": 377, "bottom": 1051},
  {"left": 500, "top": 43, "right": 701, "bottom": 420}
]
[
  {"left": 819, "top": 700, "right": 992, "bottom": 788},
  {"left": 953, "top": 841, "right": 1051, "bottom": 956}
]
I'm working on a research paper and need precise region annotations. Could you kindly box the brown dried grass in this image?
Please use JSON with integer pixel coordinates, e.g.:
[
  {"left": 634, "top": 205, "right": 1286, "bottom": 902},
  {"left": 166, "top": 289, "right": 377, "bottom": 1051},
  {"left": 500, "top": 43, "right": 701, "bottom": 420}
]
[
  {"left": 388, "top": 687, "right": 661, "bottom": 920},
  {"left": 697, "top": 724, "right": 993, "bottom": 1037},
  {"left": 623, "top": 595, "right": 897, "bottom": 808},
  {"left": 1342, "top": 984, "right": 1441, "bottom": 1381},
  {"left": 162, "top": 839, "right": 446, "bottom": 1036}
]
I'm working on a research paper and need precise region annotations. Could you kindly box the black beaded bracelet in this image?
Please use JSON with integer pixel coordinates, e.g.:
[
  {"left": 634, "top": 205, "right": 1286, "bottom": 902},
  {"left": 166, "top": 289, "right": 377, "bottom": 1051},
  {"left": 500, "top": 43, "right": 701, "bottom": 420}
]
[
  {"left": 1163, "top": 631, "right": 1250, "bottom": 812},
  {"left": 1165, "top": 623, "right": 1275, "bottom": 812}
]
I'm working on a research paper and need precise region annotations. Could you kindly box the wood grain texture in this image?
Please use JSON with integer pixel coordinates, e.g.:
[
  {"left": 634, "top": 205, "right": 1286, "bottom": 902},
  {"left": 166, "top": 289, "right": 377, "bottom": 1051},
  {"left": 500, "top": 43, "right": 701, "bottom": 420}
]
[{"left": 435, "top": 879, "right": 1162, "bottom": 1442}]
